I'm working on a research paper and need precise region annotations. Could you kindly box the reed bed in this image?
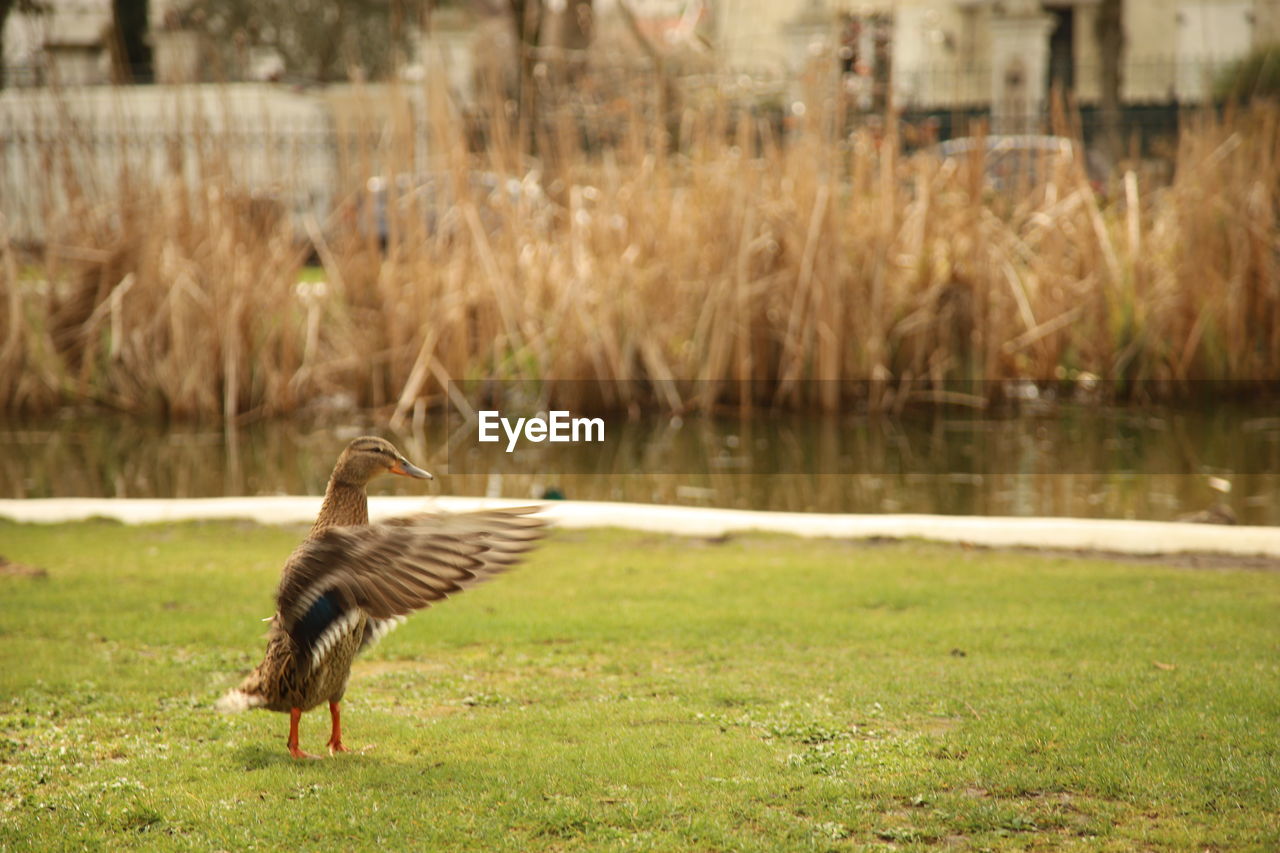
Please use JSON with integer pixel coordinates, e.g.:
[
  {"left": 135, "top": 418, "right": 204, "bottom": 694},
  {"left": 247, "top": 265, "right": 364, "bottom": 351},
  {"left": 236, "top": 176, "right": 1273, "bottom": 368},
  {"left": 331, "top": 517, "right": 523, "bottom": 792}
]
[{"left": 1, "top": 83, "right": 1277, "bottom": 422}]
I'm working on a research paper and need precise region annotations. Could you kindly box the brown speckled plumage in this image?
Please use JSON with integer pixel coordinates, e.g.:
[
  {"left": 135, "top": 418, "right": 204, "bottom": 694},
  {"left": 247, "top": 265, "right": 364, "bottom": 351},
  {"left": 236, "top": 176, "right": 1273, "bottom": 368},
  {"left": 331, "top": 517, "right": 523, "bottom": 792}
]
[{"left": 216, "top": 436, "right": 546, "bottom": 757}]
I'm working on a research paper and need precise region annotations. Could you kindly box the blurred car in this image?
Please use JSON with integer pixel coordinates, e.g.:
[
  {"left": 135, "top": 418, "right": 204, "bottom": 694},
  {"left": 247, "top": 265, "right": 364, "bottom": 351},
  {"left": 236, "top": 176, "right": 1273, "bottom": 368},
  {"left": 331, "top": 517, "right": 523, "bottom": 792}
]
[
  {"left": 357, "top": 170, "right": 550, "bottom": 248},
  {"left": 935, "top": 134, "right": 1092, "bottom": 193}
]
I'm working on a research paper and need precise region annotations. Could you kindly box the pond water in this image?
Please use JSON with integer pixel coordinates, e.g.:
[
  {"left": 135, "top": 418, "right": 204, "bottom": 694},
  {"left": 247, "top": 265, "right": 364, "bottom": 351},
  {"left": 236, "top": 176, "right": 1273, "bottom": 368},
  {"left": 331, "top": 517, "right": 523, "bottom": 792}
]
[{"left": 1, "top": 405, "right": 1277, "bottom": 525}]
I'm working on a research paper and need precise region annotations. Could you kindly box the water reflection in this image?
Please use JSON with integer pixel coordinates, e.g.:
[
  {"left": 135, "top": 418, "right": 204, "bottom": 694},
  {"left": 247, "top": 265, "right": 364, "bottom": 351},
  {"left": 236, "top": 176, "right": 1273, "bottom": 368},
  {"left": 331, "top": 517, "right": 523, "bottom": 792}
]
[{"left": 0, "top": 407, "right": 1276, "bottom": 525}]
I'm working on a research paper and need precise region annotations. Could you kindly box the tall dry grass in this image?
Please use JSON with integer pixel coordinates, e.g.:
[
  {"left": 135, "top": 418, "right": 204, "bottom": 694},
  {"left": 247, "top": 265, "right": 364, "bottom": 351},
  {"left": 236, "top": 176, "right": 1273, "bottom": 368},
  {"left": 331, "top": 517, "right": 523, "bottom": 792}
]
[{"left": 1, "top": 83, "right": 1277, "bottom": 422}]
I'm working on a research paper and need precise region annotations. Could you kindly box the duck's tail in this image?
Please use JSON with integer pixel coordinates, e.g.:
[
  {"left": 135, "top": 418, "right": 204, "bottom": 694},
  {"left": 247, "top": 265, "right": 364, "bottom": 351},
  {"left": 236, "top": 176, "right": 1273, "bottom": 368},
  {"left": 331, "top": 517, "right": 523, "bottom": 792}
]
[{"left": 215, "top": 688, "right": 267, "bottom": 713}]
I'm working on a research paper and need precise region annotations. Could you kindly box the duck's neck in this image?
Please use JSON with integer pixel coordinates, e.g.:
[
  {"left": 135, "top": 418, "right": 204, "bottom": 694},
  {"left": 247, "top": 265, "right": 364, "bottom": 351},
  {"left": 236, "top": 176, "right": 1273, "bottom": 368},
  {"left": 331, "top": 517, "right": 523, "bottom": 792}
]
[{"left": 309, "top": 477, "right": 369, "bottom": 538}]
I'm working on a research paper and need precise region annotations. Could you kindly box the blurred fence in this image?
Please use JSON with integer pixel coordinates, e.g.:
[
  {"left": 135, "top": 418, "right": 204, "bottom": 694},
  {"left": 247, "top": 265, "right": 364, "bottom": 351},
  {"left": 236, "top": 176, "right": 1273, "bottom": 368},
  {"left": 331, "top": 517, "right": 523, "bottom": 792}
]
[
  {"left": 0, "top": 84, "right": 435, "bottom": 243},
  {"left": 0, "top": 62, "right": 1222, "bottom": 243},
  {"left": 890, "top": 57, "right": 1245, "bottom": 110},
  {"left": 894, "top": 104, "right": 1183, "bottom": 160}
]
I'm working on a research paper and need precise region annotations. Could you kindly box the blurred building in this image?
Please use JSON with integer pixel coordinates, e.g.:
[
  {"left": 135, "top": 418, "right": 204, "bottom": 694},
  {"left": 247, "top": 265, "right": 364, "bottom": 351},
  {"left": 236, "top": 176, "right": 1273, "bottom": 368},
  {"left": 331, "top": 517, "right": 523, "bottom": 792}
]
[
  {"left": 706, "top": 0, "right": 1280, "bottom": 111},
  {"left": 5, "top": 0, "right": 1279, "bottom": 122},
  {"left": 3, "top": 0, "right": 111, "bottom": 86},
  {"left": 8, "top": 1, "right": 1278, "bottom": 95},
  {"left": 4, "top": 0, "right": 1277, "bottom": 242},
  {"left": 3, "top": 0, "right": 190, "bottom": 85}
]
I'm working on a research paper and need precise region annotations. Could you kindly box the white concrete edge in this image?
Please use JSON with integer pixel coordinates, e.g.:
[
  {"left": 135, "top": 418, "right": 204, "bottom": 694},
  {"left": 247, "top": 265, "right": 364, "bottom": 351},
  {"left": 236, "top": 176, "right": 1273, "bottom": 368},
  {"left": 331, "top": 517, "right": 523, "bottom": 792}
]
[{"left": 1, "top": 497, "right": 1278, "bottom": 558}]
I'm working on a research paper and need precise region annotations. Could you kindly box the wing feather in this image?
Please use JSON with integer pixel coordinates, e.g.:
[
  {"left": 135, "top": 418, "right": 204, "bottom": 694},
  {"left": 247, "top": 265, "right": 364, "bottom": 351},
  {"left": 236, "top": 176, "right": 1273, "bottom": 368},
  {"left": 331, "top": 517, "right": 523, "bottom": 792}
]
[{"left": 275, "top": 506, "right": 546, "bottom": 654}]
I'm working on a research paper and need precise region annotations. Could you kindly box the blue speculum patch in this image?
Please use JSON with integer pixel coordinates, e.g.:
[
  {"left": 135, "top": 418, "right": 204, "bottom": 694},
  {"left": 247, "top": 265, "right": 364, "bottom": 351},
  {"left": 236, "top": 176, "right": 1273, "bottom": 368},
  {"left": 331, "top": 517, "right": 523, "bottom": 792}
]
[{"left": 296, "top": 593, "right": 341, "bottom": 646}]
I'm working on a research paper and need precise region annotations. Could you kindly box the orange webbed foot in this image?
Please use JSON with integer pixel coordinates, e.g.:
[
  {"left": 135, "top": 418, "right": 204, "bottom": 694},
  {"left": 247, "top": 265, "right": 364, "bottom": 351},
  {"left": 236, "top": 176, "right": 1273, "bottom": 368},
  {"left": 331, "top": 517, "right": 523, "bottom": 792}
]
[
  {"left": 286, "top": 707, "right": 323, "bottom": 759},
  {"left": 288, "top": 745, "right": 324, "bottom": 760}
]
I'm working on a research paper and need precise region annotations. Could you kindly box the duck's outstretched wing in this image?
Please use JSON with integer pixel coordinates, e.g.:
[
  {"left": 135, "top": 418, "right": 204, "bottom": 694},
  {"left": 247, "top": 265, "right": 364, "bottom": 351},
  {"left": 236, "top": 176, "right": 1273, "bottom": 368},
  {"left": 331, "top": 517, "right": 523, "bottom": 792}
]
[{"left": 275, "top": 506, "right": 546, "bottom": 671}]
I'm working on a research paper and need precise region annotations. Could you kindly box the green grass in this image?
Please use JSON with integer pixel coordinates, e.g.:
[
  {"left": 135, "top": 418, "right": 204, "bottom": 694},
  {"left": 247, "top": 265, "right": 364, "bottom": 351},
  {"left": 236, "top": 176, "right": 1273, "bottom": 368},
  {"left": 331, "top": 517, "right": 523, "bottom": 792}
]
[{"left": 1, "top": 520, "right": 1277, "bottom": 851}]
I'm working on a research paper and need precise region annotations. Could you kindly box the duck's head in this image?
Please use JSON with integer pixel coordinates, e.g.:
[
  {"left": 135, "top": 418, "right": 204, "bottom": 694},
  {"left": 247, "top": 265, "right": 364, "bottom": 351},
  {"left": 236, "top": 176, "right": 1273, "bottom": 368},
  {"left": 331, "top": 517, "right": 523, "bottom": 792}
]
[{"left": 333, "top": 436, "right": 433, "bottom": 486}]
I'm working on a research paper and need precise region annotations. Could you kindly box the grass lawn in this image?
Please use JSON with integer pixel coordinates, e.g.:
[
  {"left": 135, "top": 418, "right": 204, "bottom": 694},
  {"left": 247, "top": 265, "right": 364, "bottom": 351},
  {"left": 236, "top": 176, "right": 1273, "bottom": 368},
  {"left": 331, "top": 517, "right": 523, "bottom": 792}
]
[{"left": 1, "top": 519, "right": 1277, "bottom": 851}]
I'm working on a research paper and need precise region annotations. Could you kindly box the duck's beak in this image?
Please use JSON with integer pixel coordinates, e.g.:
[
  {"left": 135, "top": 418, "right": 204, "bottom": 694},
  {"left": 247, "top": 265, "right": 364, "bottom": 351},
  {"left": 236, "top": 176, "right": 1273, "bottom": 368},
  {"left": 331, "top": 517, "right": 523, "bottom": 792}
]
[{"left": 389, "top": 457, "right": 434, "bottom": 480}]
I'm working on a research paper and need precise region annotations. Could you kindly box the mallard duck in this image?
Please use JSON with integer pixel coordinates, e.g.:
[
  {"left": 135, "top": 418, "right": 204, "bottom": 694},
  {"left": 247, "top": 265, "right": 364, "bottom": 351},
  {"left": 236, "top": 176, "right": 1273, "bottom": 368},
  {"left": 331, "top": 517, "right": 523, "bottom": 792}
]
[{"left": 216, "top": 436, "right": 545, "bottom": 758}]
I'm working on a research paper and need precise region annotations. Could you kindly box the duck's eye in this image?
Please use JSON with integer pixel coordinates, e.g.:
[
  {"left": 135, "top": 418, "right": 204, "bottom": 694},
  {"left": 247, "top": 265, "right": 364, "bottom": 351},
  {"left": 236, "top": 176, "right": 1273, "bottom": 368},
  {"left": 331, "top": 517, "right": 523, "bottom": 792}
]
[{"left": 353, "top": 441, "right": 392, "bottom": 456}]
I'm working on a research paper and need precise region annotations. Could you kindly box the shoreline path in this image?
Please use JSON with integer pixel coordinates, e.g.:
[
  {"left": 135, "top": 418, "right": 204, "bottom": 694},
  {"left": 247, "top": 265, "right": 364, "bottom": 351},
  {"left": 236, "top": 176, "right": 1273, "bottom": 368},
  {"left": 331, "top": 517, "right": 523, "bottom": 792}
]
[{"left": 3, "top": 497, "right": 1278, "bottom": 559}]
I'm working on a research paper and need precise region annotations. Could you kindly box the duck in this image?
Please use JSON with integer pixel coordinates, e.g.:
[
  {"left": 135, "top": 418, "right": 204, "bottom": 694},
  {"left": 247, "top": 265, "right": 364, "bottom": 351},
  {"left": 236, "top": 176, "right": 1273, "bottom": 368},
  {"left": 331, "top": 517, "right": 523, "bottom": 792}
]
[{"left": 216, "top": 435, "right": 546, "bottom": 758}]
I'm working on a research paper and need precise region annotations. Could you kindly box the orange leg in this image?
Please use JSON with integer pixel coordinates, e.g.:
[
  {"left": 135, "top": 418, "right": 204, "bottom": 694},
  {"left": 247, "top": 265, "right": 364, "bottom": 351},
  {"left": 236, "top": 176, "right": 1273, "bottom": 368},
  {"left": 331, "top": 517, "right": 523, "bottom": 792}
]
[
  {"left": 326, "top": 701, "right": 350, "bottom": 754},
  {"left": 287, "top": 707, "right": 321, "bottom": 759}
]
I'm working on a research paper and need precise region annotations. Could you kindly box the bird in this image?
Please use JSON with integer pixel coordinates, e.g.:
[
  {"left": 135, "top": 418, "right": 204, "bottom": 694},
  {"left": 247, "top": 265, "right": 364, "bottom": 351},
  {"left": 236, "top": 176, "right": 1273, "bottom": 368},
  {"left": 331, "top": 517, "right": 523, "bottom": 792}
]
[{"left": 216, "top": 435, "right": 546, "bottom": 758}]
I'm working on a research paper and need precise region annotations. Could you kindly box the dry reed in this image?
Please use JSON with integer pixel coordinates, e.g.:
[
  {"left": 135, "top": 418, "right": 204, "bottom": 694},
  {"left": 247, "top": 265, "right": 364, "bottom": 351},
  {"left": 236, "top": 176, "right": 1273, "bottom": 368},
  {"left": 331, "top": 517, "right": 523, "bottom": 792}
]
[{"left": 1, "top": 83, "right": 1277, "bottom": 423}]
